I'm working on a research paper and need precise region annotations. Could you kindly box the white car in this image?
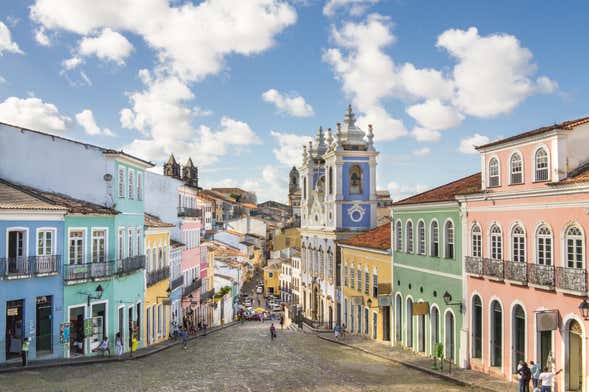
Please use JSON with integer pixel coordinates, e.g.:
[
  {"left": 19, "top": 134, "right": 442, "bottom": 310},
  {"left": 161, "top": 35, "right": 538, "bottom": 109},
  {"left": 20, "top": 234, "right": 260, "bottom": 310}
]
[{"left": 271, "top": 304, "right": 281, "bottom": 312}]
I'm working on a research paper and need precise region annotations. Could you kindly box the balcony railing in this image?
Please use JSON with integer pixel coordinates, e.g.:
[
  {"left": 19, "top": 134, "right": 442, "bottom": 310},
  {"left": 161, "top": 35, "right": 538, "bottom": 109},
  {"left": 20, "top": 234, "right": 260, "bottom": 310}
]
[
  {"left": 504, "top": 260, "right": 527, "bottom": 283},
  {"left": 465, "top": 256, "right": 483, "bottom": 276},
  {"left": 183, "top": 278, "right": 202, "bottom": 297},
  {"left": 146, "top": 267, "right": 170, "bottom": 287},
  {"left": 170, "top": 275, "right": 184, "bottom": 291},
  {"left": 121, "top": 255, "right": 145, "bottom": 274},
  {"left": 528, "top": 264, "right": 555, "bottom": 289},
  {"left": 177, "top": 207, "right": 202, "bottom": 218},
  {"left": 556, "top": 267, "right": 587, "bottom": 292},
  {"left": 1, "top": 256, "right": 61, "bottom": 278},
  {"left": 483, "top": 258, "right": 504, "bottom": 280},
  {"left": 64, "top": 255, "right": 145, "bottom": 282},
  {"left": 201, "top": 289, "right": 214, "bottom": 303}
]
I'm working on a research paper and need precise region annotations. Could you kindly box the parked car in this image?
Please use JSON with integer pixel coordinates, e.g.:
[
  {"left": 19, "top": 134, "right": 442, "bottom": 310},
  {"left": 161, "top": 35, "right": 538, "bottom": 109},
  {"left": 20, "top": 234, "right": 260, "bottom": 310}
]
[{"left": 271, "top": 304, "right": 281, "bottom": 312}]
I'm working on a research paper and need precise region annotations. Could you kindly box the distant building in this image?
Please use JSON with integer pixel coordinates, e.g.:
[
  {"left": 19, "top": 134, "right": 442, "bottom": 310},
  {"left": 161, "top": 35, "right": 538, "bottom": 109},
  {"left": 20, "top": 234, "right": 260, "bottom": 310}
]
[
  {"left": 288, "top": 166, "right": 301, "bottom": 217},
  {"left": 376, "top": 190, "right": 392, "bottom": 226}
]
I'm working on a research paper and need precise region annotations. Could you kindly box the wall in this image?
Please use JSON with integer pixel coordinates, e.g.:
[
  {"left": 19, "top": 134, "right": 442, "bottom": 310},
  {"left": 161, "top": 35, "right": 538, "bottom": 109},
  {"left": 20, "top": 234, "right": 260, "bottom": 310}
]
[{"left": 144, "top": 171, "right": 182, "bottom": 239}]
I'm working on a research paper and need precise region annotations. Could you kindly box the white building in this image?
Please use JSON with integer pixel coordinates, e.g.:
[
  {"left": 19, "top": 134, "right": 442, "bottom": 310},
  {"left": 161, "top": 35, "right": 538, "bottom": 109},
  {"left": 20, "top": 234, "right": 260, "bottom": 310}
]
[
  {"left": 291, "top": 255, "right": 301, "bottom": 306},
  {"left": 279, "top": 261, "right": 293, "bottom": 303}
]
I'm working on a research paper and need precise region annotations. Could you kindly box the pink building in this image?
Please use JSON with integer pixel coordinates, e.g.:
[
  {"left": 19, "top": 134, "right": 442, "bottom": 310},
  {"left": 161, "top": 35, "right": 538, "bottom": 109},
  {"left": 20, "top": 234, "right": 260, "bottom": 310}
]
[{"left": 459, "top": 116, "right": 589, "bottom": 391}]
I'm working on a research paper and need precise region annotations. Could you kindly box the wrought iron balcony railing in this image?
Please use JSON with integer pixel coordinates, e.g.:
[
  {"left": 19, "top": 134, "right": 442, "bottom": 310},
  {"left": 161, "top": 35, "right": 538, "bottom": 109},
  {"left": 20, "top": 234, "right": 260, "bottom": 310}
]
[
  {"left": 483, "top": 258, "right": 504, "bottom": 280},
  {"left": 146, "top": 267, "right": 170, "bottom": 287},
  {"left": 183, "top": 278, "right": 202, "bottom": 297},
  {"left": 170, "top": 275, "right": 184, "bottom": 291},
  {"left": 1, "top": 255, "right": 61, "bottom": 278},
  {"left": 465, "top": 256, "right": 483, "bottom": 276},
  {"left": 556, "top": 267, "right": 587, "bottom": 293},
  {"left": 504, "top": 260, "right": 527, "bottom": 283},
  {"left": 200, "top": 289, "right": 215, "bottom": 303},
  {"left": 528, "top": 263, "right": 555, "bottom": 288},
  {"left": 177, "top": 207, "right": 202, "bottom": 218},
  {"left": 64, "top": 255, "right": 145, "bottom": 282},
  {"left": 120, "top": 255, "right": 145, "bottom": 274}
]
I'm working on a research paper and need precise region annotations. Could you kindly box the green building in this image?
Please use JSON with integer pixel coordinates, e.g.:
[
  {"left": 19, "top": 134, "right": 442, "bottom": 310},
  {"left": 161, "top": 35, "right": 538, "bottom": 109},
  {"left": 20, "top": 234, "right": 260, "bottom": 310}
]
[{"left": 391, "top": 173, "right": 479, "bottom": 366}]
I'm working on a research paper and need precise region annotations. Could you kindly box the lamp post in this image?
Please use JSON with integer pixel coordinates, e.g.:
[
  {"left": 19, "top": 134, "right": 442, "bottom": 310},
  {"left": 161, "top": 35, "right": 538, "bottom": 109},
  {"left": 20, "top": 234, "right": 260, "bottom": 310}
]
[
  {"left": 443, "top": 291, "right": 462, "bottom": 308},
  {"left": 578, "top": 298, "right": 589, "bottom": 320},
  {"left": 81, "top": 284, "right": 104, "bottom": 307}
]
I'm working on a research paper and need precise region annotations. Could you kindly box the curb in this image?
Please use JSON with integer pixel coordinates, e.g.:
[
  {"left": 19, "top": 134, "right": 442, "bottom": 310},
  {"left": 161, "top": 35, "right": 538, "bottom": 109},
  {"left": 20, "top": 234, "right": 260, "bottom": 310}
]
[
  {"left": 317, "top": 334, "right": 497, "bottom": 392},
  {"left": 0, "top": 322, "right": 238, "bottom": 374}
]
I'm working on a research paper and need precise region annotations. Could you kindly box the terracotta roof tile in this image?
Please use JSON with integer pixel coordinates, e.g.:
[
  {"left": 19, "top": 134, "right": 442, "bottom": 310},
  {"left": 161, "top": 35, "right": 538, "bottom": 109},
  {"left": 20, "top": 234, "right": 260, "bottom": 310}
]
[
  {"left": 394, "top": 173, "right": 481, "bottom": 205},
  {"left": 170, "top": 239, "right": 185, "bottom": 248},
  {"left": 477, "top": 116, "right": 589, "bottom": 150},
  {"left": 144, "top": 213, "right": 175, "bottom": 228},
  {"left": 0, "top": 180, "right": 67, "bottom": 211},
  {"left": 340, "top": 224, "right": 391, "bottom": 251},
  {"left": 549, "top": 163, "right": 589, "bottom": 185}
]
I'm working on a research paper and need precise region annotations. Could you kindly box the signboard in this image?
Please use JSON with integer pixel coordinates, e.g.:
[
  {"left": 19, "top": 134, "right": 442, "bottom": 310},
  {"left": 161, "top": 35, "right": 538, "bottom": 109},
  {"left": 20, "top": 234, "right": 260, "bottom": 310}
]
[
  {"left": 536, "top": 310, "right": 559, "bottom": 331},
  {"left": 60, "top": 323, "right": 70, "bottom": 344},
  {"left": 413, "top": 302, "right": 429, "bottom": 315},
  {"left": 7, "top": 307, "right": 18, "bottom": 316}
]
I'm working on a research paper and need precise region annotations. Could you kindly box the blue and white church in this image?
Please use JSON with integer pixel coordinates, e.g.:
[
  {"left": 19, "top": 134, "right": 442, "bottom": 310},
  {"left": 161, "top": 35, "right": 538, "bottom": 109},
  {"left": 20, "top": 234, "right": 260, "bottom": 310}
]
[{"left": 299, "top": 105, "right": 378, "bottom": 327}]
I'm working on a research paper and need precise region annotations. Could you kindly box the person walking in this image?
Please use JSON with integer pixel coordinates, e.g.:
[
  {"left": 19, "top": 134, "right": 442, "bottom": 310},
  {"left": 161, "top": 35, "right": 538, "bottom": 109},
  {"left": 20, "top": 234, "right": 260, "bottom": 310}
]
[
  {"left": 115, "top": 332, "right": 123, "bottom": 358},
  {"left": 21, "top": 337, "right": 30, "bottom": 367},
  {"left": 516, "top": 361, "right": 531, "bottom": 392},
  {"left": 130, "top": 334, "right": 138, "bottom": 358},
  {"left": 530, "top": 361, "right": 540, "bottom": 389},
  {"left": 202, "top": 322, "right": 207, "bottom": 336},
  {"left": 270, "top": 323, "right": 276, "bottom": 340},
  {"left": 279, "top": 315, "right": 284, "bottom": 330},
  {"left": 341, "top": 323, "right": 346, "bottom": 339},
  {"left": 181, "top": 327, "right": 188, "bottom": 350},
  {"left": 538, "top": 367, "right": 562, "bottom": 392}
]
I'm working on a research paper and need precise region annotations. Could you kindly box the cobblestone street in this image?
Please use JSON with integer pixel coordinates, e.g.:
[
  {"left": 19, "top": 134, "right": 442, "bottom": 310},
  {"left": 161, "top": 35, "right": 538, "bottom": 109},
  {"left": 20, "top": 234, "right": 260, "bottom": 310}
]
[{"left": 1, "top": 323, "right": 475, "bottom": 392}]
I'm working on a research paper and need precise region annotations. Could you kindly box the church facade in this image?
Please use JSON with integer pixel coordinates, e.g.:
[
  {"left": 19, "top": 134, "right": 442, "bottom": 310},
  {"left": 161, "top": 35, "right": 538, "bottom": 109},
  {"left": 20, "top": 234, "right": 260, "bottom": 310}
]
[{"left": 299, "top": 106, "right": 379, "bottom": 328}]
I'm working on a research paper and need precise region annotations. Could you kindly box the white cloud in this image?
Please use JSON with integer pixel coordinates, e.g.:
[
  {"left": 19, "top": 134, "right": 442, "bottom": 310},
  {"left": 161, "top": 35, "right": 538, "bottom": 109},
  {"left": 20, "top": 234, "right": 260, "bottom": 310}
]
[
  {"left": 0, "top": 75, "right": 5, "bottom": 84},
  {"left": 75, "top": 109, "right": 114, "bottom": 136},
  {"left": 411, "top": 127, "right": 441, "bottom": 142},
  {"left": 62, "top": 56, "right": 82, "bottom": 70},
  {"left": 387, "top": 181, "right": 428, "bottom": 202},
  {"left": 412, "top": 147, "right": 431, "bottom": 157},
  {"left": 406, "top": 99, "right": 464, "bottom": 142},
  {"left": 0, "top": 21, "right": 23, "bottom": 55},
  {"left": 34, "top": 27, "right": 51, "bottom": 46},
  {"left": 0, "top": 96, "right": 71, "bottom": 134},
  {"left": 31, "top": 0, "right": 297, "bottom": 82},
  {"left": 78, "top": 28, "right": 133, "bottom": 65},
  {"left": 458, "top": 133, "right": 490, "bottom": 154},
  {"left": 397, "top": 63, "right": 454, "bottom": 101},
  {"left": 437, "top": 27, "right": 557, "bottom": 117},
  {"left": 262, "top": 89, "right": 314, "bottom": 117},
  {"left": 270, "top": 130, "right": 312, "bottom": 167},
  {"left": 323, "top": 0, "right": 379, "bottom": 17}
]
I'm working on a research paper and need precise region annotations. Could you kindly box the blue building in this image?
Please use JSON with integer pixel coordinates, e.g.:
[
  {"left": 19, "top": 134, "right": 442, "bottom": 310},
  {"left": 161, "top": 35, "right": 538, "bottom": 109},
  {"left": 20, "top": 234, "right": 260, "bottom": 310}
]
[
  {"left": 0, "top": 179, "right": 67, "bottom": 363},
  {"left": 299, "top": 106, "right": 379, "bottom": 328}
]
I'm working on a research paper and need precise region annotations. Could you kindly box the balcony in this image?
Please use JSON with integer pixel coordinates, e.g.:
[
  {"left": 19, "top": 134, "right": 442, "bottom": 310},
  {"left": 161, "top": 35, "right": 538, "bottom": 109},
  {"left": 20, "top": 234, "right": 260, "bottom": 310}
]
[
  {"left": 201, "top": 289, "right": 215, "bottom": 303},
  {"left": 170, "top": 275, "right": 184, "bottom": 291},
  {"left": 183, "top": 278, "right": 202, "bottom": 297},
  {"left": 556, "top": 267, "right": 587, "bottom": 293},
  {"left": 146, "top": 267, "right": 170, "bottom": 287},
  {"left": 528, "top": 263, "right": 555, "bottom": 289},
  {"left": 1, "top": 256, "right": 61, "bottom": 278},
  {"left": 504, "top": 260, "right": 527, "bottom": 284},
  {"left": 64, "top": 255, "right": 145, "bottom": 282},
  {"left": 177, "top": 207, "right": 202, "bottom": 218},
  {"left": 465, "top": 256, "right": 483, "bottom": 276},
  {"left": 483, "top": 258, "right": 504, "bottom": 280}
]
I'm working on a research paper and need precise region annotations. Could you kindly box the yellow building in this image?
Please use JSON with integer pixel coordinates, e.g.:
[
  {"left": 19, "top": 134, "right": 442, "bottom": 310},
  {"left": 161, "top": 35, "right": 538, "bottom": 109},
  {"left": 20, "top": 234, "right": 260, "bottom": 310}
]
[
  {"left": 144, "top": 214, "right": 174, "bottom": 346},
  {"left": 272, "top": 227, "right": 301, "bottom": 251},
  {"left": 339, "top": 224, "right": 392, "bottom": 342},
  {"left": 263, "top": 260, "right": 282, "bottom": 297}
]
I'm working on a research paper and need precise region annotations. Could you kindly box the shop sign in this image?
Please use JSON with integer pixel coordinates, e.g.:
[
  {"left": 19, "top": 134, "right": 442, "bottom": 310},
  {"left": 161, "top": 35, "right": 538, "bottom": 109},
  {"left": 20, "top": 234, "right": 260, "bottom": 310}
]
[
  {"left": 413, "top": 302, "right": 429, "bottom": 315},
  {"left": 7, "top": 307, "right": 18, "bottom": 316}
]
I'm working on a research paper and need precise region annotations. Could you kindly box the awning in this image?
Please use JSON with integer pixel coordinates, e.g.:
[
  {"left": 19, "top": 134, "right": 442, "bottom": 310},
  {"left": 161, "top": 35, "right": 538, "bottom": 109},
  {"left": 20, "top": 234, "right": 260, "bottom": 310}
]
[
  {"left": 378, "top": 295, "right": 393, "bottom": 307},
  {"left": 413, "top": 302, "right": 429, "bottom": 315},
  {"left": 351, "top": 296, "right": 364, "bottom": 306},
  {"left": 536, "top": 310, "right": 559, "bottom": 331}
]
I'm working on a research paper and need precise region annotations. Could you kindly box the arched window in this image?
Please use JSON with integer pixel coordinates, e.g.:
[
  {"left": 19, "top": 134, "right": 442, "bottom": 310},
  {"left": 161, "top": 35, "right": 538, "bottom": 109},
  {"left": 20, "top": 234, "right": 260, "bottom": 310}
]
[
  {"left": 489, "top": 158, "right": 500, "bottom": 187},
  {"left": 327, "top": 248, "right": 334, "bottom": 280},
  {"left": 418, "top": 221, "right": 426, "bottom": 255},
  {"left": 343, "top": 263, "right": 348, "bottom": 286},
  {"left": 565, "top": 226, "right": 584, "bottom": 269},
  {"left": 490, "top": 300, "right": 502, "bottom": 367},
  {"left": 406, "top": 298, "right": 413, "bottom": 348},
  {"left": 350, "top": 264, "right": 355, "bottom": 289},
  {"left": 512, "top": 225, "right": 526, "bottom": 262},
  {"left": 445, "top": 221, "right": 454, "bottom": 259},
  {"left": 472, "top": 296, "right": 482, "bottom": 358},
  {"left": 303, "top": 177, "right": 307, "bottom": 198},
  {"left": 490, "top": 225, "right": 502, "bottom": 260},
  {"left": 430, "top": 221, "right": 439, "bottom": 257},
  {"left": 349, "top": 165, "right": 363, "bottom": 194},
  {"left": 395, "top": 220, "right": 403, "bottom": 251},
  {"left": 318, "top": 247, "right": 325, "bottom": 278},
  {"left": 510, "top": 153, "right": 523, "bottom": 184},
  {"left": 536, "top": 226, "right": 552, "bottom": 265},
  {"left": 328, "top": 166, "right": 333, "bottom": 195},
  {"left": 535, "top": 148, "right": 549, "bottom": 182},
  {"left": 513, "top": 305, "right": 526, "bottom": 370},
  {"left": 406, "top": 221, "right": 414, "bottom": 253},
  {"left": 471, "top": 224, "right": 482, "bottom": 258}
]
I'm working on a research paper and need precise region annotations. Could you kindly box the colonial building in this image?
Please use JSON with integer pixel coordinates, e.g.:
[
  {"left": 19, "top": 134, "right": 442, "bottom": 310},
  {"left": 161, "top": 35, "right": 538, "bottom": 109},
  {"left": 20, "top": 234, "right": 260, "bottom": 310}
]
[
  {"left": 300, "top": 105, "right": 379, "bottom": 328},
  {"left": 288, "top": 166, "right": 302, "bottom": 217}
]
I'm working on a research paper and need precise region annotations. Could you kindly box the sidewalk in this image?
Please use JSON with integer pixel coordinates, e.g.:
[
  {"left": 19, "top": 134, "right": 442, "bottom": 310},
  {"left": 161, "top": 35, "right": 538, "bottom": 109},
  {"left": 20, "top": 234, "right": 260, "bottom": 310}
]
[
  {"left": 0, "top": 322, "right": 237, "bottom": 374},
  {"left": 317, "top": 333, "right": 518, "bottom": 392}
]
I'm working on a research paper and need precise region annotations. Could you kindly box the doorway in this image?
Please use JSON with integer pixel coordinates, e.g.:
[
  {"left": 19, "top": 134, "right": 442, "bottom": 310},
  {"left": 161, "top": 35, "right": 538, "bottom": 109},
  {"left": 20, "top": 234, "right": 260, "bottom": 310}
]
[
  {"left": 418, "top": 314, "right": 426, "bottom": 352},
  {"left": 69, "top": 306, "right": 85, "bottom": 356},
  {"left": 118, "top": 306, "right": 125, "bottom": 351},
  {"left": 36, "top": 296, "right": 53, "bottom": 355},
  {"left": 539, "top": 330, "right": 552, "bottom": 371},
  {"left": 512, "top": 305, "right": 525, "bottom": 372},
  {"left": 566, "top": 320, "right": 583, "bottom": 391},
  {"left": 445, "top": 311, "right": 455, "bottom": 360},
  {"left": 431, "top": 307, "right": 439, "bottom": 354},
  {"left": 5, "top": 299, "right": 24, "bottom": 359},
  {"left": 8, "top": 230, "right": 26, "bottom": 274},
  {"left": 382, "top": 306, "right": 390, "bottom": 341},
  {"left": 490, "top": 300, "right": 502, "bottom": 367},
  {"left": 328, "top": 306, "right": 333, "bottom": 330},
  {"left": 395, "top": 295, "right": 402, "bottom": 342},
  {"left": 406, "top": 298, "right": 413, "bottom": 348},
  {"left": 146, "top": 307, "right": 151, "bottom": 345}
]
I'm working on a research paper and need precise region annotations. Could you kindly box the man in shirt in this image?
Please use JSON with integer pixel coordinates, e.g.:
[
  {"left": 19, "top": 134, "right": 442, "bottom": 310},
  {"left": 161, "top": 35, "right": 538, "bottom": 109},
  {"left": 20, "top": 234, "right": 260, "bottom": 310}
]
[{"left": 538, "top": 367, "right": 562, "bottom": 392}]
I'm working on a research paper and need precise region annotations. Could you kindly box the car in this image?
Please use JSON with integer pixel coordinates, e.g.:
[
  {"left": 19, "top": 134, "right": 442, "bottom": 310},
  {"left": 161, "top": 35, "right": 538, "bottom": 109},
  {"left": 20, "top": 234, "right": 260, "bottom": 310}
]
[{"left": 271, "top": 304, "right": 282, "bottom": 312}]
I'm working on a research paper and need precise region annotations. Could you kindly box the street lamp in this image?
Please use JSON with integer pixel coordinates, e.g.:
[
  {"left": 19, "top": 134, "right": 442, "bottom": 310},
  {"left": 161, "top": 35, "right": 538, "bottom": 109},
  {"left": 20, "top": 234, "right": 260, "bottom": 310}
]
[
  {"left": 578, "top": 298, "right": 589, "bottom": 320},
  {"left": 81, "top": 284, "right": 104, "bottom": 306},
  {"left": 443, "top": 291, "right": 462, "bottom": 307},
  {"left": 366, "top": 298, "right": 378, "bottom": 308}
]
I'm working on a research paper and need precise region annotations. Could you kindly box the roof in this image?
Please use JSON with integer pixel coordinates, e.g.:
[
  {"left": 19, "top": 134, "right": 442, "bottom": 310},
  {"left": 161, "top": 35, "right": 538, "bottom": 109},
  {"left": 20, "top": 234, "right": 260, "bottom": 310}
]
[
  {"left": 0, "top": 180, "right": 67, "bottom": 211},
  {"left": 477, "top": 116, "right": 589, "bottom": 150},
  {"left": 240, "top": 202, "right": 257, "bottom": 209},
  {"left": 0, "top": 179, "right": 118, "bottom": 215},
  {"left": 144, "top": 213, "right": 175, "bottom": 228},
  {"left": 170, "top": 239, "right": 185, "bottom": 249},
  {"left": 394, "top": 173, "right": 481, "bottom": 205},
  {"left": 549, "top": 162, "right": 589, "bottom": 186},
  {"left": 211, "top": 187, "right": 248, "bottom": 195},
  {"left": 340, "top": 223, "right": 391, "bottom": 251},
  {"left": 200, "top": 189, "right": 237, "bottom": 203}
]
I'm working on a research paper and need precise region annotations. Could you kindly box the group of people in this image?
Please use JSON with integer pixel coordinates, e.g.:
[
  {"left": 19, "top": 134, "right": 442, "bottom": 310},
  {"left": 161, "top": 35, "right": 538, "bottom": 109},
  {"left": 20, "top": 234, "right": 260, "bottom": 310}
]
[{"left": 516, "top": 360, "right": 562, "bottom": 392}]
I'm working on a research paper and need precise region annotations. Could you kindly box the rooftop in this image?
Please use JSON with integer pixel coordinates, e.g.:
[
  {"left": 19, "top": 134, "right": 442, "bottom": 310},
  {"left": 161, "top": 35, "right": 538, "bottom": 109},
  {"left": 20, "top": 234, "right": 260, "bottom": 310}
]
[
  {"left": 549, "top": 162, "right": 589, "bottom": 186},
  {"left": 340, "top": 223, "right": 391, "bottom": 251},
  {"left": 170, "top": 239, "right": 185, "bottom": 249},
  {"left": 394, "top": 173, "right": 481, "bottom": 205},
  {"left": 144, "top": 213, "right": 175, "bottom": 228},
  {"left": 0, "top": 180, "right": 67, "bottom": 211}
]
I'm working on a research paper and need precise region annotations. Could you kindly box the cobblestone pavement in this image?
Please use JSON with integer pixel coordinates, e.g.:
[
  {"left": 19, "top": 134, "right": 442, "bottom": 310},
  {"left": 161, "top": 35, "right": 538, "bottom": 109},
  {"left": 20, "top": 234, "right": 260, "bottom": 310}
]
[{"left": 0, "top": 323, "right": 476, "bottom": 392}]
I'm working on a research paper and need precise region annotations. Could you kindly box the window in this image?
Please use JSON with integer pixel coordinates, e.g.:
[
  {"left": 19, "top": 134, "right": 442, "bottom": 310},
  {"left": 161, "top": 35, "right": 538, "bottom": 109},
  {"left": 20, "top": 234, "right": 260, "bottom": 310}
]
[
  {"left": 350, "top": 266, "right": 355, "bottom": 289},
  {"left": 128, "top": 169, "right": 135, "bottom": 199},
  {"left": 406, "top": 221, "right": 413, "bottom": 253},
  {"left": 510, "top": 153, "right": 523, "bottom": 184},
  {"left": 118, "top": 167, "right": 125, "bottom": 198},
  {"left": 37, "top": 230, "right": 54, "bottom": 256},
  {"left": 318, "top": 248, "right": 324, "bottom": 277},
  {"left": 535, "top": 148, "right": 549, "bottom": 182},
  {"left": 430, "top": 221, "right": 439, "bottom": 257},
  {"left": 303, "top": 178, "right": 307, "bottom": 198},
  {"left": 118, "top": 228, "right": 125, "bottom": 260},
  {"left": 417, "top": 221, "right": 426, "bottom": 255},
  {"left": 128, "top": 228, "right": 134, "bottom": 258},
  {"left": 356, "top": 267, "right": 361, "bottom": 291},
  {"left": 566, "top": 226, "right": 584, "bottom": 269},
  {"left": 372, "top": 272, "right": 378, "bottom": 298},
  {"left": 349, "top": 165, "right": 362, "bottom": 194},
  {"left": 512, "top": 225, "right": 525, "bottom": 262},
  {"left": 137, "top": 172, "right": 143, "bottom": 201},
  {"left": 327, "top": 249, "right": 333, "bottom": 280},
  {"left": 395, "top": 220, "right": 403, "bottom": 251},
  {"left": 344, "top": 265, "right": 348, "bottom": 286},
  {"left": 490, "top": 225, "right": 502, "bottom": 260},
  {"left": 69, "top": 230, "right": 84, "bottom": 265},
  {"left": 445, "top": 221, "right": 454, "bottom": 259},
  {"left": 536, "top": 226, "right": 552, "bottom": 265},
  {"left": 328, "top": 166, "right": 333, "bottom": 195},
  {"left": 364, "top": 270, "right": 369, "bottom": 295},
  {"left": 136, "top": 228, "right": 142, "bottom": 256},
  {"left": 92, "top": 230, "right": 106, "bottom": 263},
  {"left": 489, "top": 158, "right": 499, "bottom": 187},
  {"left": 472, "top": 295, "right": 482, "bottom": 358},
  {"left": 471, "top": 224, "right": 482, "bottom": 258}
]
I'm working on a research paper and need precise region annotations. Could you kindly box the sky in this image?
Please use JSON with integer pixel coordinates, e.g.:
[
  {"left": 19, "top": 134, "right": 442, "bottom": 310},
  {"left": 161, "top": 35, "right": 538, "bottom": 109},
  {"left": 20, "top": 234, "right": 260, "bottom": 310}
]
[{"left": 0, "top": 1, "right": 588, "bottom": 203}]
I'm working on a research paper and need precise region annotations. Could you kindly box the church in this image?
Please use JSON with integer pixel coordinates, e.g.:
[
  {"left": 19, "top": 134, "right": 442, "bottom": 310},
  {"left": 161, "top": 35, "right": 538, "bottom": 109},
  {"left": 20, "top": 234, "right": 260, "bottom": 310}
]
[{"left": 299, "top": 105, "right": 379, "bottom": 328}]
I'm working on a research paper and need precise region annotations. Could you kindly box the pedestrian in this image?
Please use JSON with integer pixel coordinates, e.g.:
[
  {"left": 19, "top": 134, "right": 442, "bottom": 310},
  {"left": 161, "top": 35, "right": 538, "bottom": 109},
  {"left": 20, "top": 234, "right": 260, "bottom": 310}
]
[
  {"left": 197, "top": 321, "right": 202, "bottom": 331},
  {"left": 538, "top": 367, "right": 562, "bottom": 392},
  {"left": 203, "top": 322, "right": 207, "bottom": 336},
  {"left": 181, "top": 327, "right": 188, "bottom": 350},
  {"left": 130, "top": 334, "right": 138, "bottom": 358},
  {"left": 341, "top": 323, "right": 346, "bottom": 339},
  {"left": 530, "top": 361, "right": 540, "bottom": 389},
  {"left": 516, "top": 361, "right": 531, "bottom": 392},
  {"left": 279, "top": 315, "right": 284, "bottom": 330},
  {"left": 115, "top": 332, "right": 123, "bottom": 358},
  {"left": 21, "top": 337, "right": 30, "bottom": 367},
  {"left": 270, "top": 323, "right": 276, "bottom": 340},
  {"left": 334, "top": 324, "right": 340, "bottom": 339}
]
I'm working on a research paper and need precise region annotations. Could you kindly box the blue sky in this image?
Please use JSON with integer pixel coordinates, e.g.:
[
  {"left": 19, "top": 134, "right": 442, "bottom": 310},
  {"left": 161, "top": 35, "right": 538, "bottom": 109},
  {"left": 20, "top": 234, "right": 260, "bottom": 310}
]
[{"left": 0, "top": 1, "right": 587, "bottom": 203}]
